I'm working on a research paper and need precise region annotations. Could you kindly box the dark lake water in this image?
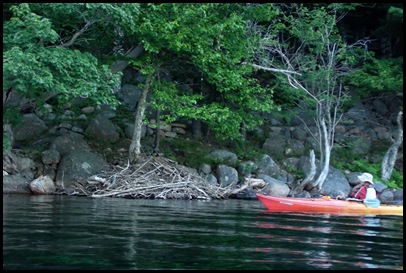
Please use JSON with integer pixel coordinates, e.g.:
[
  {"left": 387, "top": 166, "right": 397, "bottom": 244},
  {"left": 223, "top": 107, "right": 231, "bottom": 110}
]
[{"left": 3, "top": 194, "right": 403, "bottom": 270}]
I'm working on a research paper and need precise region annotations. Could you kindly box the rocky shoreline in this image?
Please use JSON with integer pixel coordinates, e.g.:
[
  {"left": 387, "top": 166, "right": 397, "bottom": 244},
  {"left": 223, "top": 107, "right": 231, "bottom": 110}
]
[{"left": 3, "top": 78, "right": 403, "bottom": 204}]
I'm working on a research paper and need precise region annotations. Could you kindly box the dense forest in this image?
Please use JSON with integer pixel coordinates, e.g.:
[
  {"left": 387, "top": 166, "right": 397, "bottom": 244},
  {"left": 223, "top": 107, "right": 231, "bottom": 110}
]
[{"left": 3, "top": 3, "right": 403, "bottom": 190}]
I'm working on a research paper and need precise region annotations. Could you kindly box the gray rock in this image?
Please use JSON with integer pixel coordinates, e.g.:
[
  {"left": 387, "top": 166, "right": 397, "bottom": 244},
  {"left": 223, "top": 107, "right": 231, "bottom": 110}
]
[
  {"left": 257, "top": 174, "right": 290, "bottom": 197},
  {"left": 205, "top": 174, "right": 218, "bottom": 186},
  {"left": 85, "top": 115, "right": 120, "bottom": 143},
  {"left": 55, "top": 150, "right": 109, "bottom": 189},
  {"left": 3, "top": 174, "right": 31, "bottom": 194},
  {"left": 285, "top": 139, "right": 305, "bottom": 157},
  {"left": 217, "top": 165, "right": 239, "bottom": 187},
  {"left": 41, "top": 149, "right": 61, "bottom": 165},
  {"left": 262, "top": 133, "right": 286, "bottom": 155},
  {"left": 319, "top": 167, "right": 351, "bottom": 198},
  {"left": 50, "top": 133, "right": 91, "bottom": 156},
  {"left": 118, "top": 84, "right": 142, "bottom": 111},
  {"left": 30, "top": 176, "right": 56, "bottom": 194},
  {"left": 13, "top": 113, "right": 47, "bottom": 142},
  {"left": 207, "top": 150, "right": 238, "bottom": 166},
  {"left": 199, "top": 163, "right": 212, "bottom": 175},
  {"left": 256, "top": 154, "right": 281, "bottom": 177}
]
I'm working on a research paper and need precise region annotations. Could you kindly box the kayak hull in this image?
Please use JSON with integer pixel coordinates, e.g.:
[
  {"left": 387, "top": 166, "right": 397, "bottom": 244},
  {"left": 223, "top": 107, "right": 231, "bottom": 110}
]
[{"left": 256, "top": 193, "right": 403, "bottom": 216}]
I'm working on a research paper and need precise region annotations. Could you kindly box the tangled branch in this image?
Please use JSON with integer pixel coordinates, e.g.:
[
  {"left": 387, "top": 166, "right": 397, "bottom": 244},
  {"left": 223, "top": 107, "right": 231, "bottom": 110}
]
[{"left": 63, "top": 155, "right": 265, "bottom": 200}]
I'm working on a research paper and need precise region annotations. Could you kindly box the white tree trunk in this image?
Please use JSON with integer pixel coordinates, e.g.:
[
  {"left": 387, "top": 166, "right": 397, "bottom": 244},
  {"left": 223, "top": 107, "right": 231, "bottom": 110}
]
[
  {"left": 381, "top": 111, "right": 403, "bottom": 181},
  {"left": 129, "top": 78, "right": 151, "bottom": 164},
  {"left": 292, "top": 149, "right": 316, "bottom": 194},
  {"left": 312, "top": 118, "right": 332, "bottom": 190}
]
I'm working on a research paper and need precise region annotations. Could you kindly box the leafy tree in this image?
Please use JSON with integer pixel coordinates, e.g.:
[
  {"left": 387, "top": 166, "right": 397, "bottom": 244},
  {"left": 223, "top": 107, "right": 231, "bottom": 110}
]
[
  {"left": 4, "top": 3, "right": 282, "bottom": 163},
  {"left": 124, "top": 3, "right": 281, "bottom": 163},
  {"left": 346, "top": 56, "right": 403, "bottom": 98},
  {"left": 3, "top": 4, "right": 125, "bottom": 152}
]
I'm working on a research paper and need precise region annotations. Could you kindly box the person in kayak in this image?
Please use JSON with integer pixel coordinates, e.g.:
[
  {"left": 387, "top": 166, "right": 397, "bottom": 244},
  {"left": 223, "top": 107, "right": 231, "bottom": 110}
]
[{"left": 348, "top": 172, "right": 378, "bottom": 200}]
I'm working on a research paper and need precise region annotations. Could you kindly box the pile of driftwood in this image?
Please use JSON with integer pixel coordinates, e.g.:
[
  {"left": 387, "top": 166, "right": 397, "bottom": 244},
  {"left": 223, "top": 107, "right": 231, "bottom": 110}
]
[{"left": 66, "top": 155, "right": 266, "bottom": 200}]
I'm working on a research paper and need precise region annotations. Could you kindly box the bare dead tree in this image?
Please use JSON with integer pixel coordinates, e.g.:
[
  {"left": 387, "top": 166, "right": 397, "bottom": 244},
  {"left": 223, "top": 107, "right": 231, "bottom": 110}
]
[
  {"left": 381, "top": 111, "right": 403, "bottom": 181},
  {"left": 244, "top": 7, "right": 368, "bottom": 191}
]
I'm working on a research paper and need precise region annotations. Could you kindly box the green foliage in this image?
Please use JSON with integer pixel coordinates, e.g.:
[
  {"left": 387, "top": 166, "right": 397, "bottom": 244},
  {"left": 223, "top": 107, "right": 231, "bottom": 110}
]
[
  {"left": 346, "top": 56, "right": 403, "bottom": 97},
  {"left": 258, "top": 3, "right": 357, "bottom": 118},
  {"left": 224, "top": 138, "right": 263, "bottom": 161},
  {"left": 386, "top": 171, "right": 403, "bottom": 189},
  {"left": 242, "top": 3, "right": 281, "bottom": 22},
  {"left": 138, "top": 4, "right": 280, "bottom": 140},
  {"left": 3, "top": 107, "right": 23, "bottom": 126},
  {"left": 4, "top": 3, "right": 281, "bottom": 144},
  {"left": 3, "top": 4, "right": 59, "bottom": 49},
  {"left": 3, "top": 106, "right": 22, "bottom": 153},
  {"left": 3, "top": 135, "right": 12, "bottom": 155},
  {"left": 150, "top": 79, "right": 204, "bottom": 124},
  {"left": 332, "top": 142, "right": 403, "bottom": 190},
  {"left": 29, "top": 3, "right": 140, "bottom": 55},
  {"left": 3, "top": 3, "right": 122, "bottom": 110},
  {"left": 159, "top": 138, "right": 214, "bottom": 169},
  {"left": 340, "top": 160, "right": 403, "bottom": 189}
]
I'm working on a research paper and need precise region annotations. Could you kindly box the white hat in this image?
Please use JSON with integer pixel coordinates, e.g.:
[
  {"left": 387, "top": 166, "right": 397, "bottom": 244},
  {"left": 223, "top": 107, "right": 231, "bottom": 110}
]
[{"left": 358, "top": 173, "right": 374, "bottom": 184}]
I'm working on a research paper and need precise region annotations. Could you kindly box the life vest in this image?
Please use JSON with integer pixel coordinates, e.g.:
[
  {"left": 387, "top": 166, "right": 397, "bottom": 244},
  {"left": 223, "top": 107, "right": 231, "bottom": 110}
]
[
  {"left": 350, "top": 186, "right": 368, "bottom": 200},
  {"left": 350, "top": 186, "right": 377, "bottom": 200}
]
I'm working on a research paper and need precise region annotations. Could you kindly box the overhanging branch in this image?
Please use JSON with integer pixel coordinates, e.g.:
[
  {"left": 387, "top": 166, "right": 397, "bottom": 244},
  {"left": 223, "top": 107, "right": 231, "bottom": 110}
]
[
  {"left": 241, "top": 62, "right": 301, "bottom": 76},
  {"left": 58, "top": 19, "right": 98, "bottom": 48}
]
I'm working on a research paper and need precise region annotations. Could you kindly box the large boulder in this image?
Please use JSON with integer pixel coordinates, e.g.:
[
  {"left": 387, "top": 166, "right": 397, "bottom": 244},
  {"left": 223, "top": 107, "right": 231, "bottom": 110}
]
[
  {"left": 55, "top": 150, "right": 109, "bottom": 189},
  {"left": 262, "top": 133, "right": 286, "bottom": 156},
  {"left": 30, "top": 175, "right": 56, "bottom": 194},
  {"left": 217, "top": 165, "right": 239, "bottom": 187},
  {"left": 50, "top": 133, "right": 91, "bottom": 156},
  {"left": 256, "top": 154, "right": 281, "bottom": 177},
  {"left": 3, "top": 174, "right": 31, "bottom": 194},
  {"left": 12, "top": 113, "right": 47, "bottom": 142},
  {"left": 319, "top": 167, "right": 351, "bottom": 198},
  {"left": 41, "top": 149, "right": 61, "bottom": 165},
  {"left": 207, "top": 150, "right": 238, "bottom": 166},
  {"left": 284, "top": 139, "right": 305, "bottom": 157},
  {"left": 85, "top": 115, "right": 120, "bottom": 143},
  {"left": 257, "top": 174, "right": 290, "bottom": 197},
  {"left": 117, "top": 84, "right": 142, "bottom": 111}
]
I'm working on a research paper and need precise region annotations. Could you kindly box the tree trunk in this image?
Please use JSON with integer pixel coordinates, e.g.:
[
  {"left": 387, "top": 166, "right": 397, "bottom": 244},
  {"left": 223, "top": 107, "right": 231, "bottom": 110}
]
[
  {"left": 240, "top": 123, "right": 247, "bottom": 140},
  {"left": 129, "top": 78, "right": 152, "bottom": 164},
  {"left": 153, "top": 108, "right": 161, "bottom": 154},
  {"left": 191, "top": 119, "right": 202, "bottom": 140},
  {"left": 312, "top": 118, "right": 331, "bottom": 191},
  {"left": 291, "top": 149, "right": 316, "bottom": 194},
  {"left": 110, "top": 43, "right": 146, "bottom": 164},
  {"left": 381, "top": 111, "right": 403, "bottom": 181}
]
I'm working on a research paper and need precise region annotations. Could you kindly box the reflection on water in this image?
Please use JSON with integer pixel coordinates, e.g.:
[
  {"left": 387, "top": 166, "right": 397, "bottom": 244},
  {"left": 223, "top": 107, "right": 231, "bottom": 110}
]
[
  {"left": 255, "top": 212, "right": 403, "bottom": 270},
  {"left": 3, "top": 194, "right": 403, "bottom": 270}
]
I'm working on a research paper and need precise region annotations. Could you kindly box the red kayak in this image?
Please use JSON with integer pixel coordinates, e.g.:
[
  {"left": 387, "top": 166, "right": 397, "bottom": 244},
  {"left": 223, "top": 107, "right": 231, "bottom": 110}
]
[{"left": 256, "top": 193, "right": 403, "bottom": 216}]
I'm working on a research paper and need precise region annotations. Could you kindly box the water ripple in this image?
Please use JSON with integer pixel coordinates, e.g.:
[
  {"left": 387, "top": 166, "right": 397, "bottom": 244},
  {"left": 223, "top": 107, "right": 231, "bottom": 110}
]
[{"left": 3, "top": 194, "right": 403, "bottom": 270}]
